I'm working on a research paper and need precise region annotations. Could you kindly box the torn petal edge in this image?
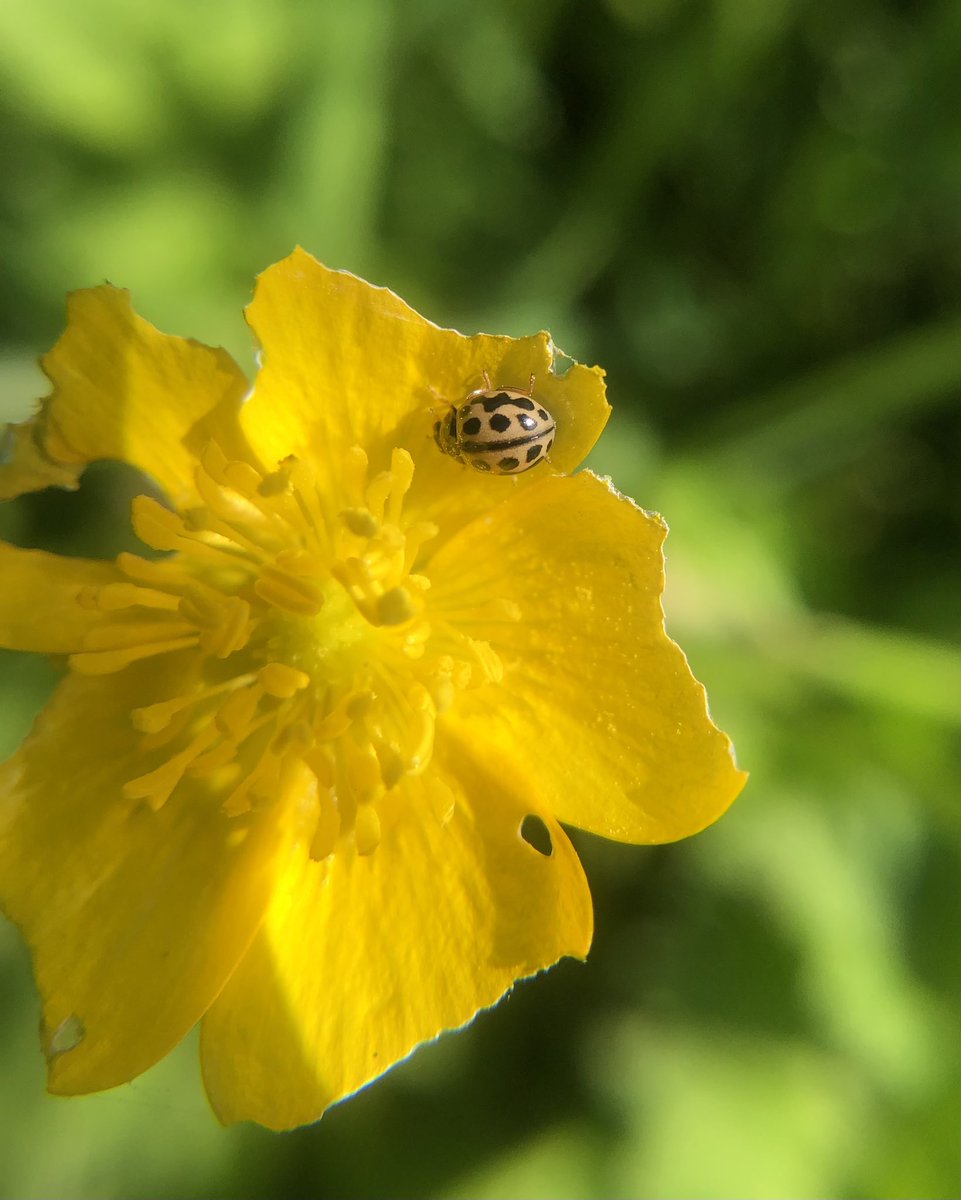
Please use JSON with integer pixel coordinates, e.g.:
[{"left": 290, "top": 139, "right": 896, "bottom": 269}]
[{"left": 0, "top": 414, "right": 84, "bottom": 501}]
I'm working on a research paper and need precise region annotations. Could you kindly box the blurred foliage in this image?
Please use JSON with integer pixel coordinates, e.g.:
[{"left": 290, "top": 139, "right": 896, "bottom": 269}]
[{"left": 1, "top": 0, "right": 960, "bottom": 1196}]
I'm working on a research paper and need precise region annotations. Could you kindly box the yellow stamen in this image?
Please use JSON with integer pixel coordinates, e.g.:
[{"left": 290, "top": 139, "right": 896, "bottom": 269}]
[
  {"left": 94, "top": 583, "right": 182, "bottom": 613},
  {"left": 84, "top": 439, "right": 514, "bottom": 856},
  {"left": 223, "top": 460, "right": 265, "bottom": 498},
  {"left": 216, "top": 686, "right": 263, "bottom": 741},
  {"left": 354, "top": 804, "right": 381, "bottom": 856},
  {"left": 123, "top": 723, "right": 219, "bottom": 809},
  {"left": 130, "top": 495, "right": 186, "bottom": 552},
  {"left": 69, "top": 635, "right": 200, "bottom": 675},
  {"left": 310, "top": 791, "right": 340, "bottom": 861},
  {"left": 341, "top": 508, "right": 380, "bottom": 538},
  {"left": 376, "top": 586, "right": 417, "bottom": 627},
  {"left": 202, "top": 596, "right": 252, "bottom": 659},
  {"left": 255, "top": 565, "right": 325, "bottom": 616},
  {"left": 259, "top": 662, "right": 311, "bottom": 699}
]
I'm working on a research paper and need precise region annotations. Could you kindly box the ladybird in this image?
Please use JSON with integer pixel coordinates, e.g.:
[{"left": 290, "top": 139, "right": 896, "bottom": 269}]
[{"left": 433, "top": 376, "right": 556, "bottom": 475}]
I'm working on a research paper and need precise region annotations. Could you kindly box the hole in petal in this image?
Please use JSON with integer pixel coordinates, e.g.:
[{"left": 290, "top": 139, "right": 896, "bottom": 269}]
[
  {"left": 11, "top": 460, "right": 167, "bottom": 560},
  {"left": 520, "top": 814, "right": 553, "bottom": 857}
]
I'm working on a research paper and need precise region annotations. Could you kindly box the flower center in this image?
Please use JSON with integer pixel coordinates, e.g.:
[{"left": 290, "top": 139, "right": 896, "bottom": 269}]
[{"left": 71, "top": 441, "right": 513, "bottom": 858}]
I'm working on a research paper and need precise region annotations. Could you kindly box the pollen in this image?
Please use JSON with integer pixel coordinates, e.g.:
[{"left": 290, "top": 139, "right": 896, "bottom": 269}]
[{"left": 73, "top": 441, "right": 513, "bottom": 859}]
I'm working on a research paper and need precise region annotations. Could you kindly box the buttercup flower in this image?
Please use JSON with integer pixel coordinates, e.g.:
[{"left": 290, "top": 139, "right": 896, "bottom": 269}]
[{"left": 0, "top": 249, "right": 745, "bottom": 1130}]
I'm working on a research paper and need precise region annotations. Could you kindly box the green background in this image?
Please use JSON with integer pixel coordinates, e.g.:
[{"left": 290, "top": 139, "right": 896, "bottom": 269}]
[{"left": 1, "top": 0, "right": 959, "bottom": 1196}]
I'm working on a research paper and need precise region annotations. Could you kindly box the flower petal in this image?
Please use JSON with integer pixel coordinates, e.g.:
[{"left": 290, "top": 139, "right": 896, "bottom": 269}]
[
  {"left": 0, "top": 542, "right": 123, "bottom": 653},
  {"left": 200, "top": 743, "right": 592, "bottom": 1130},
  {"left": 1, "top": 287, "right": 251, "bottom": 509},
  {"left": 0, "top": 657, "right": 290, "bottom": 1094},
  {"left": 0, "top": 417, "right": 84, "bottom": 500},
  {"left": 239, "top": 248, "right": 609, "bottom": 486},
  {"left": 428, "top": 471, "right": 747, "bottom": 843}
]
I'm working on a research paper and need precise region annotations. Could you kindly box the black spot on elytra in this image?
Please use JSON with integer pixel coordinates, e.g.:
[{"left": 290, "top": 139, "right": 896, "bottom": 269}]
[
  {"left": 462, "top": 416, "right": 482, "bottom": 436},
  {"left": 518, "top": 414, "right": 538, "bottom": 431},
  {"left": 481, "top": 393, "right": 535, "bottom": 413},
  {"left": 525, "top": 443, "right": 543, "bottom": 463},
  {"left": 489, "top": 412, "right": 512, "bottom": 433},
  {"left": 498, "top": 457, "right": 520, "bottom": 471},
  {"left": 472, "top": 459, "right": 492, "bottom": 471},
  {"left": 521, "top": 814, "right": 553, "bottom": 856}
]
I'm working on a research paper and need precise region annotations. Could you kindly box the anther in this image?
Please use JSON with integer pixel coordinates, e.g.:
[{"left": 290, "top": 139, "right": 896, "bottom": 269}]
[
  {"left": 341, "top": 508, "right": 380, "bottom": 538},
  {"left": 346, "top": 746, "right": 383, "bottom": 805},
  {"left": 258, "top": 465, "right": 293, "bottom": 497},
  {"left": 187, "top": 740, "right": 240, "bottom": 776},
  {"left": 132, "top": 695, "right": 196, "bottom": 734},
  {"left": 255, "top": 564, "right": 325, "bottom": 616},
  {"left": 259, "top": 662, "right": 311, "bottom": 699},
  {"left": 346, "top": 690, "right": 375, "bottom": 721},
  {"left": 179, "top": 589, "right": 224, "bottom": 628},
  {"left": 376, "top": 586, "right": 416, "bottom": 627},
  {"left": 203, "top": 596, "right": 251, "bottom": 658},
  {"left": 354, "top": 804, "right": 381, "bottom": 856},
  {"left": 222, "top": 460, "right": 264, "bottom": 498},
  {"left": 274, "top": 548, "right": 327, "bottom": 577},
  {"left": 305, "top": 747, "right": 335, "bottom": 788},
  {"left": 343, "top": 446, "right": 369, "bottom": 500},
  {"left": 375, "top": 740, "right": 406, "bottom": 789},
  {"left": 123, "top": 724, "right": 219, "bottom": 809},
  {"left": 216, "top": 686, "right": 262, "bottom": 740},
  {"left": 131, "top": 496, "right": 187, "bottom": 552},
  {"left": 271, "top": 720, "right": 314, "bottom": 757},
  {"left": 310, "top": 793, "right": 340, "bottom": 861}
]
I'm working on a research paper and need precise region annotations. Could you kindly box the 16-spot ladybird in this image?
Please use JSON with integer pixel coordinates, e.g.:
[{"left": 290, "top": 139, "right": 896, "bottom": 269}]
[{"left": 434, "top": 374, "right": 556, "bottom": 475}]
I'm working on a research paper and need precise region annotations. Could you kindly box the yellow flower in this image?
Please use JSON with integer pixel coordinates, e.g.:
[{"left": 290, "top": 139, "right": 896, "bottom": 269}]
[{"left": 0, "top": 248, "right": 745, "bottom": 1131}]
